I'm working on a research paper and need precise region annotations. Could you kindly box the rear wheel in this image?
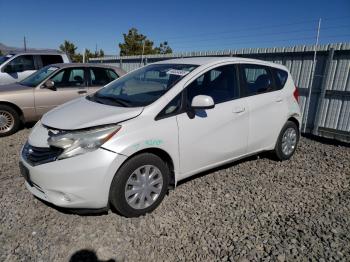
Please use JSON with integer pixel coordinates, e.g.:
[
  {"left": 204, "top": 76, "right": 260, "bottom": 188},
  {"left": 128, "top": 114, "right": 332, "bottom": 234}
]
[
  {"left": 109, "top": 153, "right": 170, "bottom": 217},
  {"left": 0, "top": 105, "right": 20, "bottom": 137},
  {"left": 273, "top": 121, "right": 299, "bottom": 161}
]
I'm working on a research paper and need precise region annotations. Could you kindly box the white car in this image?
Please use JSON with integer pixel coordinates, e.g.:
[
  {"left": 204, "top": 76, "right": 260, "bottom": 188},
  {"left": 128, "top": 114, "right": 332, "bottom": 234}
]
[
  {"left": 20, "top": 57, "right": 301, "bottom": 217},
  {"left": 0, "top": 52, "right": 70, "bottom": 85}
]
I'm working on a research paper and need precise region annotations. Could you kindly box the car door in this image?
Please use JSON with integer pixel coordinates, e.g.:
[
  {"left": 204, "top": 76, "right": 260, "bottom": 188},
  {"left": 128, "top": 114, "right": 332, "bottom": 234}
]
[
  {"left": 238, "top": 63, "right": 287, "bottom": 153},
  {"left": 87, "top": 67, "right": 119, "bottom": 94},
  {"left": 34, "top": 67, "right": 88, "bottom": 116},
  {"left": 176, "top": 64, "right": 249, "bottom": 177},
  {"left": 0, "top": 55, "right": 36, "bottom": 84}
]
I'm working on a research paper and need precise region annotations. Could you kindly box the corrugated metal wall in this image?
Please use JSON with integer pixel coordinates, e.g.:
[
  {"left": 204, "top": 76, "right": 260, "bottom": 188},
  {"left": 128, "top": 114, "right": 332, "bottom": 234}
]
[{"left": 90, "top": 42, "right": 350, "bottom": 142}]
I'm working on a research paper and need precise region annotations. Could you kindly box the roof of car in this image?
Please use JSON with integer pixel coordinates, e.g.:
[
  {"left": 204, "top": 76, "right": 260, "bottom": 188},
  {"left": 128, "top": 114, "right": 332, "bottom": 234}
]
[
  {"left": 8, "top": 51, "right": 65, "bottom": 55},
  {"left": 153, "top": 57, "right": 287, "bottom": 70},
  {"left": 50, "top": 63, "right": 126, "bottom": 74}
]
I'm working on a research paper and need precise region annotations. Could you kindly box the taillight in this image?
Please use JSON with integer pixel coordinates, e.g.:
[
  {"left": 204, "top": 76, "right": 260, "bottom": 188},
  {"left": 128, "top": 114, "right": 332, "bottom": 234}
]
[{"left": 293, "top": 86, "right": 299, "bottom": 103}]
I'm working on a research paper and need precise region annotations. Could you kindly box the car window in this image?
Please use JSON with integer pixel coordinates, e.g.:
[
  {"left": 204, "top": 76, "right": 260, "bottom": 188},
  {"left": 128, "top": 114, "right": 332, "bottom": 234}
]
[
  {"left": 92, "top": 64, "right": 197, "bottom": 107},
  {"left": 0, "top": 54, "right": 14, "bottom": 65},
  {"left": 90, "top": 68, "right": 112, "bottom": 86},
  {"left": 6, "top": 55, "right": 35, "bottom": 72},
  {"left": 50, "top": 68, "right": 85, "bottom": 88},
  {"left": 41, "top": 55, "right": 63, "bottom": 67},
  {"left": 20, "top": 66, "right": 59, "bottom": 87},
  {"left": 186, "top": 64, "right": 238, "bottom": 104},
  {"left": 157, "top": 93, "right": 182, "bottom": 119},
  {"left": 273, "top": 68, "right": 288, "bottom": 90},
  {"left": 240, "top": 64, "right": 274, "bottom": 96},
  {"left": 107, "top": 69, "right": 119, "bottom": 81}
]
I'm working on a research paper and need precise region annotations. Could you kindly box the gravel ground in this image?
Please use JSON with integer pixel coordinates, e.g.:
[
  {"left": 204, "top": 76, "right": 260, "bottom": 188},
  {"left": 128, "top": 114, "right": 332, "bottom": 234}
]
[{"left": 0, "top": 128, "right": 349, "bottom": 261}]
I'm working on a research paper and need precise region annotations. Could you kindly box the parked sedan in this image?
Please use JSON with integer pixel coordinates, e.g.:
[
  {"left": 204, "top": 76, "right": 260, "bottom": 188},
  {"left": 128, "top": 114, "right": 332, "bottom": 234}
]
[{"left": 0, "top": 63, "right": 125, "bottom": 136}]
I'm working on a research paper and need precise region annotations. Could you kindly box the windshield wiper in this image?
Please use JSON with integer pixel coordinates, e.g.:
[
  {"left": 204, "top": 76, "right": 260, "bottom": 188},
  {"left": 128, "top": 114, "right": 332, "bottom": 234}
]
[{"left": 93, "top": 94, "right": 131, "bottom": 107}]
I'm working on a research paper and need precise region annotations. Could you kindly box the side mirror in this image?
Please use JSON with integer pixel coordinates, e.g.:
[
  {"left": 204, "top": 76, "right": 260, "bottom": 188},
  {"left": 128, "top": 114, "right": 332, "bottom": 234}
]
[
  {"left": 43, "top": 80, "right": 56, "bottom": 90},
  {"left": 191, "top": 95, "right": 215, "bottom": 110}
]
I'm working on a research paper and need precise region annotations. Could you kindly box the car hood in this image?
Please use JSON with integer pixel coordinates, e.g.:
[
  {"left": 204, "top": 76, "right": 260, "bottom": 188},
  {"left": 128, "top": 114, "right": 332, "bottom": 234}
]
[
  {"left": 0, "top": 82, "right": 31, "bottom": 92},
  {"left": 41, "top": 97, "right": 144, "bottom": 130}
]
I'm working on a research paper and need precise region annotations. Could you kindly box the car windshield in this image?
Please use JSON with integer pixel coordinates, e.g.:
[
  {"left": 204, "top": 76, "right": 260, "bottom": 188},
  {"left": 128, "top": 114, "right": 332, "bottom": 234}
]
[
  {"left": 20, "top": 66, "right": 59, "bottom": 87},
  {"left": 0, "top": 54, "right": 13, "bottom": 65},
  {"left": 89, "top": 63, "right": 198, "bottom": 107}
]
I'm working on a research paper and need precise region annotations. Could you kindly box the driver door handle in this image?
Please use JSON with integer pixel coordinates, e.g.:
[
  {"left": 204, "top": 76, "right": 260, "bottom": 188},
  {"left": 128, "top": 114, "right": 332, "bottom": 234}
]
[
  {"left": 78, "top": 90, "right": 87, "bottom": 94},
  {"left": 233, "top": 106, "right": 245, "bottom": 114}
]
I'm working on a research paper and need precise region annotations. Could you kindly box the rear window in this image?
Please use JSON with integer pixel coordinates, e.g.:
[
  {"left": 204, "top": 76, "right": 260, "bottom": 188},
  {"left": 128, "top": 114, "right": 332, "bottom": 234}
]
[
  {"left": 90, "top": 67, "right": 113, "bottom": 86},
  {"left": 107, "top": 69, "right": 119, "bottom": 80},
  {"left": 273, "top": 68, "right": 288, "bottom": 90},
  {"left": 41, "top": 55, "right": 63, "bottom": 67},
  {"left": 240, "top": 64, "right": 274, "bottom": 96}
]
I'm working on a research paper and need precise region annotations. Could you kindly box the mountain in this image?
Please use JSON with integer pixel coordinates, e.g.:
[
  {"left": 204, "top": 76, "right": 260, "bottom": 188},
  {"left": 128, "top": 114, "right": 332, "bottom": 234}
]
[{"left": 0, "top": 43, "right": 60, "bottom": 54}]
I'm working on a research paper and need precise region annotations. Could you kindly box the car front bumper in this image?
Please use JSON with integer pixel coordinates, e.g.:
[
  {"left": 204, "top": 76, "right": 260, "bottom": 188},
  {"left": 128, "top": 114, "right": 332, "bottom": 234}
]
[{"left": 20, "top": 147, "right": 127, "bottom": 209}]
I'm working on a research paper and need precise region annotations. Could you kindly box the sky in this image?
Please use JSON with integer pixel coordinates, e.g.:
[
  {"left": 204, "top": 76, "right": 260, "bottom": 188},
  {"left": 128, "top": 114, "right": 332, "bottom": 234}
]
[{"left": 0, "top": 0, "right": 349, "bottom": 55}]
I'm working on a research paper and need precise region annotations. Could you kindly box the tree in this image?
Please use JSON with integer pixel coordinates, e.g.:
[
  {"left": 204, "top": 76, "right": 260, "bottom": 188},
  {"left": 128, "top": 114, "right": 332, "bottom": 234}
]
[
  {"left": 84, "top": 48, "right": 105, "bottom": 61},
  {"left": 0, "top": 50, "right": 3, "bottom": 56},
  {"left": 98, "top": 49, "right": 104, "bottom": 57},
  {"left": 59, "top": 40, "right": 77, "bottom": 58},
  {"left": 154, "top": 41, "right": 172, "bottom": 54},
  {"left": 73, "top": 53, "right": 83, "bottom": 63},
  {"left": 119, "top": 28, "right": 172, "bottom": 56},
  {"left": 59, "top": 40, "right": 82, "bottom": 62}
]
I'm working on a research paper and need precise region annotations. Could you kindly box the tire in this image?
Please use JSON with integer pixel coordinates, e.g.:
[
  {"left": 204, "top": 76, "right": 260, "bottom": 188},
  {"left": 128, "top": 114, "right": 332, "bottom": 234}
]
[
  {"left": 0, "top": 105, "right": 20, "bottom": 137},
  {"left": 273, "top": 121, "right": 299, "bottom": 161},
  {"left": 109, "top": 153, "right": 170, "bottom": 217}
]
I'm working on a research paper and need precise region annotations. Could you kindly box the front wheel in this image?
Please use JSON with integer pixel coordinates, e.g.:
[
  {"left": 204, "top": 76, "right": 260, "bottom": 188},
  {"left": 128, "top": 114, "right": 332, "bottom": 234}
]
[
  {"left": 273, "top": 121, "right": 299, "bottom": 161},
  {"left": 109, "top": 153, "right": 170, "bottom": 217}
]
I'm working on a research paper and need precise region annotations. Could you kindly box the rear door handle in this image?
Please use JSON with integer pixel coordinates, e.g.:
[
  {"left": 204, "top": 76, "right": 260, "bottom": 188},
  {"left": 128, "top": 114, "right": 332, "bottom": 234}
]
[
  {"left": 78, "top": 90, "right": 87, "bottom": 94},
  {"left": 275, "top": 96, "right": 283, "bottom": 102},
  {"left": 233, "top": 107, "right": 245, "bottom": 113}
]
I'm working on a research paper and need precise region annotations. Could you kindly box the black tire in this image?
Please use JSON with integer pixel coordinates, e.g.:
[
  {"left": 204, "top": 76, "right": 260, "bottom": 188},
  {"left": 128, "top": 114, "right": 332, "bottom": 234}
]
[
  {"left": 273, "top": 121, "right": 299, "bottom": 161},
  {"left": 109, "top": 153, "right": 170, "bottom": 217},
  {"left": 0, "top": 104, "right": 21, "bottom": 137}
]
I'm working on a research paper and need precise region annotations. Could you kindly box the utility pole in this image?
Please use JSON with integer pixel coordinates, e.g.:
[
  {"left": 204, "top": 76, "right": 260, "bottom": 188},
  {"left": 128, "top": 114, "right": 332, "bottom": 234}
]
[
  {"left": 140, "top": 40, "right": 145, "bottom": 66},
  {"left": 83, "top": 48, "right": 86, "bottom": 63},
  {"left": 303, "top": 18, "right": 321, "bottom": 133},
  {"left": 23, "top": 36, "right": 27, "bottom": 52},
  {"left": 95, "top": 44, "right": 98, "bottom": 55}
]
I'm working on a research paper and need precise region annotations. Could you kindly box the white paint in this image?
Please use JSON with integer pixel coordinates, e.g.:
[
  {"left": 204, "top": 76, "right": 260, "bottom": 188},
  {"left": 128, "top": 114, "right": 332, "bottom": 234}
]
[{"left": 22, "top": 57, "right": 301, "bottom": 210}]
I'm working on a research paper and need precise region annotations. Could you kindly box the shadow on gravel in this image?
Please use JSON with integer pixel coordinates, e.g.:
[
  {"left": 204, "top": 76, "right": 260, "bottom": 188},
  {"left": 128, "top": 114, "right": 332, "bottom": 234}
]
[
  {"left": 70, "top": 249, "right": 115, "bottom": 262},
  {"left": 176, "top": 152, "right": 272, "bottom": 188},
  {"left": 302, "top": 133, "right": 349, "bottom": 147},
  {"left": 23, "top": 121, "right": 36, "bottom": 130},
  {"left": 34, "top": 196, "right": 109, "bottom": 216}
]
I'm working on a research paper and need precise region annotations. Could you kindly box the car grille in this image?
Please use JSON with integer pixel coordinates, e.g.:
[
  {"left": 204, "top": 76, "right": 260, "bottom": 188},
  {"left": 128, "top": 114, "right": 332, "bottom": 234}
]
[{"left": 22, "top": 142, "right": 63, "bottom": 166}]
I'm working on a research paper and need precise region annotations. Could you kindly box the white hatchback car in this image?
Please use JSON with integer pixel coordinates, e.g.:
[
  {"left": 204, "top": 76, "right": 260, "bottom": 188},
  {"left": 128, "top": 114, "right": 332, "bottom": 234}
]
[{"left": 20, "top": 57, "right": 301, "bottom": 217}]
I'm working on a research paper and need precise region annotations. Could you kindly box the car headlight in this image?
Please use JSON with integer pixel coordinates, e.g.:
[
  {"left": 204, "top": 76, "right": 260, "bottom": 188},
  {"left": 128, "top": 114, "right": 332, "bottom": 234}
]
[{"left": 47, "top": 125, "right": 121, "bottom": 159}]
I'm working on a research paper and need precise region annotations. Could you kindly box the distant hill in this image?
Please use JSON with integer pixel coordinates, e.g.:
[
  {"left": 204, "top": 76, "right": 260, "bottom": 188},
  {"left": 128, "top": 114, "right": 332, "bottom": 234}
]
[{"left": 0, "top": 43, "right": 61, "bottom": 54}]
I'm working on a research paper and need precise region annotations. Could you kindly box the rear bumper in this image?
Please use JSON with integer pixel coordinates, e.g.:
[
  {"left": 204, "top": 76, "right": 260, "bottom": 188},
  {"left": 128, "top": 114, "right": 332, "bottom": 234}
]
[{"left": 20, "top": 148, "right": 127, "bottom": 209}]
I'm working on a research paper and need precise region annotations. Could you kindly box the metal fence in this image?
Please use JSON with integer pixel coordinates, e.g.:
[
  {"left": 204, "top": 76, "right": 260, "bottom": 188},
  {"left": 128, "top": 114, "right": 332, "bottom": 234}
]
[{"left": 90, "top": 42, "right": 350, "bottom": 142}]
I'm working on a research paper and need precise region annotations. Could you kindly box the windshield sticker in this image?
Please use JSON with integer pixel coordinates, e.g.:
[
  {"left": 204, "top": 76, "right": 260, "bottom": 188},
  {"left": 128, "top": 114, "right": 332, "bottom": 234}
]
[
  {"left": 48, "top": 67, "right": 59, "bottom": 71},
  {"left": 166, "top": 69, "right": 190, "bottom": 76}
]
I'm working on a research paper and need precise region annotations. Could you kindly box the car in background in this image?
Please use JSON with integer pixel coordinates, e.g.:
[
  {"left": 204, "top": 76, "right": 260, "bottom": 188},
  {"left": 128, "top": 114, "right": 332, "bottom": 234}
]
[
  {"left": 0, "top": 51, "right": 70, "bottom": 85},
  {"left": 0, "top": 63, "right": 125, "bottom": 136}
]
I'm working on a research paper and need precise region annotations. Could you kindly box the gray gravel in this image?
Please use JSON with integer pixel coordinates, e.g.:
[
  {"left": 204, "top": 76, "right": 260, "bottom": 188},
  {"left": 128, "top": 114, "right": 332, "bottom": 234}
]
[{"left": 1, "top": 128, "right": 349, "bottom": 261}]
